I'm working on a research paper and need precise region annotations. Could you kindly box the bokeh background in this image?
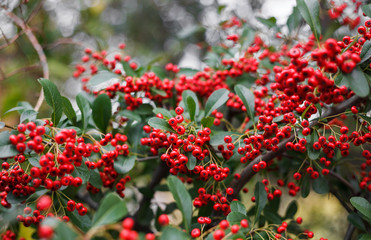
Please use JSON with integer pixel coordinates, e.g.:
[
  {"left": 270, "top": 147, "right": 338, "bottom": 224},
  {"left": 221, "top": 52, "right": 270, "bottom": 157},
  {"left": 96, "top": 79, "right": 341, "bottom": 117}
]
[{"left": 0, "top": 0, "right": 364, "bottom": 238}]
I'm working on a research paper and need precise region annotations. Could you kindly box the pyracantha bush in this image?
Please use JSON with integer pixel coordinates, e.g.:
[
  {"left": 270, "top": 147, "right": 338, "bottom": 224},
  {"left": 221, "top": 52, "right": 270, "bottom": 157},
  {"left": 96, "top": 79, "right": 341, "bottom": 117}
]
[{"left": 1, "top": 0, "right": 371, "bottom": 240}]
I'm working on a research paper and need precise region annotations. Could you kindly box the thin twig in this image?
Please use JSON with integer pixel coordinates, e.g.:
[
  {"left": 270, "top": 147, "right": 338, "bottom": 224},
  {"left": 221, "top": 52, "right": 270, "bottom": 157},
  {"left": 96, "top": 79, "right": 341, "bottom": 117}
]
[
  {"left": 44, "top": 38, "right": 86, "bottom": 49},
  {"left": 137, "top": 156, "right": 159, "bottom": 162},
  {"left": 1, "top": 64, "right": 40, "bottom": 80},
  {"left": 344, "top": 224, "right": 355, "bottom": 240},
  {"left": 5, "top": 10, "right": 48, "bottom": 111}
]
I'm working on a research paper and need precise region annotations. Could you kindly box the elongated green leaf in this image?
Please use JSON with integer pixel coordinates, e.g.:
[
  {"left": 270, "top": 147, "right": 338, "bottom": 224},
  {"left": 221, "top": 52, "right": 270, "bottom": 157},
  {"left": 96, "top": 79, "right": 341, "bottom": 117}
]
[
  {"left": 210, "top": 131, "right": 241, "bottom": 146},
  {"left": 256, "top": 17, "right": 277, "bottom": 28},
  {"left": 254, "top": 182, "right": 267, "bottom": 224},
  {"left": 122, "top": 61, "right": 137, "bottom": 77},
  {"left": 234, "top": 85, "right": 255, "bottom": 122},
  {"left": 201, "top": 116, "right": 214, "bottom": 128},
  {"left": 61, "top": 97, "right": 76, "bottom": 125},
  {"left": 350, "top": 197, "right": 371, "bottom": 222},
  {"left": 307, "top": 131, "right": 320, "bottom": 160},
  {"left": 148, "top": 117, "right": 176, "bottom": 133},
  {"left": 227, "top": 211, "right": 247, "bottom": 225},
  {"left": 76, "top": 93, "right": 91, "bottom": 132},
  {"left": 359, "top": 234, "right": 371, "bottom": 240},
  {"left": 153, "top": 108, "right": 173, "bottom": 119},
  {"left": 285, "top": 200, "right": 298, "bottom": 219},
  {"left": 344, "top": 67, "right": 370, "bottom": 98},
  {"left": 362, "top": 4, "right": 371, "bottom": 18},
  {"left": 287, "top": 6, "right": 302, "bottom": 32},
  {"left": 312, "top": 175, "right": 329, "bottom": 194},
  {"left": 181, "top": 90, "right": 199, "bottom": 117},
  {"left": 89, "top": 169, "right": 103, "bottom": 188},
  {"left": 360, "top": 38, "right": 371, "bottom": 64},
  {"left": 72, "top": 162, "right": 90, "bottom": 184},
  {"left": 92, "top": 193, "right": 128, "bottom": 228},
  {"left": 0, "top": 144, "right": 19, "bottom": 158},
  {"left": 186, "top": 96, "right": 196, "bottom": 121},
  {"left": 88, "top": 70, "right": 119, "bottom": 87},
  {"left": 42, "top": 218, "right": 78, "bottom": 240},
  {"left": 347, "top": 212, "right": 366, "bottom": 231},
  {"left": 186, "top": 155, "right": 196, "bottom": 170},
  {"left": 160, "top": 226, "right": 189, "bottom": 240},
  {"left": 150, "top": 87, "right": 167, "bottom": 97},
  {"left": 178, "top": 68, "right": 199, "bottom": 77},
  {"left": 92, "top": 94, "right": 112, "bottom": 133},
  {"left": 38, "top": 78, "right": 63, "bottom": 126},
  {"left": 167, "top": 175, "right": 192, "bottom": 231},
  {"left": 230, "top": 201, "right": 247, "bottom": 215},
  {"left": 119, "top": 110, "right": 141, "bottom": 122},
  {"left": 204, "top": 89, "right": 229, "bottom": 117},
  {"left": 301, "top": 174, "right": 310, "bottom": 198},
  {"left": 20, "top": 109, "right": 37, "bottom": 123},
  {"left": 296, "top": 0, "right": 321, "bottom": 41},
  {"left": 114, "top": 155, "right": 136, "bottom": 174}
]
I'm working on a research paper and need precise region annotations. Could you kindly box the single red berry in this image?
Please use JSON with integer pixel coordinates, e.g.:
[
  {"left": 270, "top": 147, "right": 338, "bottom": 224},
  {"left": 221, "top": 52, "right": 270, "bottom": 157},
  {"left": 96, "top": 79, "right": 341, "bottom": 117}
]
[{"left": 158, "top": 214, "right": 169, "bottom": 226}]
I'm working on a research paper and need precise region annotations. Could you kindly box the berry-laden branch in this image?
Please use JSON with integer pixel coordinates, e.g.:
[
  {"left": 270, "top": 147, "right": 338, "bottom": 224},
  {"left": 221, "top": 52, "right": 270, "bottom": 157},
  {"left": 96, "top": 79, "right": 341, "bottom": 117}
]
[
  {"left": 5, "top": 10, "right": 48, "bottom": 111},
  {"left": 227, "top": 94, "right": 364, "bottom": 201}
]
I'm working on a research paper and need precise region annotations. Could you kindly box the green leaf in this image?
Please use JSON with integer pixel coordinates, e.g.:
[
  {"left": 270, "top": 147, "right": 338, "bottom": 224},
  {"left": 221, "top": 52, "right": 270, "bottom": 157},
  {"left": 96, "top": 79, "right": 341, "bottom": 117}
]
[
  {"left": 88, "top": 169, "right": 103, "bottom": 189},
  {"left": 204, "top": 89, "right": 229, "bottom": 117},
  {"left": 287, "top": 6, "right": 302, "bottom": 32},
  {"left": 20, "top": 109, "right": 37, "bottom": 123},
  {"left": 88, "top": 70, "right": 119, "bottom": 87},
  {"left": 350, "top": 197, "right": 371, "bottom": 222},
  {"left": 181, "top": 90, "right": 199, "bottom": 117},
  {"left": 148, "top": 117, "right": 176, "bottom": 133},
  {"left": 186, "top": 155, "right": 196, "bottom": 171},
  {"left": 359, "top": 234, "right": 371, "bottom": 240},
  {"left": 167, "top": 175, "right": 192, "bottom": 231},
  {"left": 227, "top": 211, "right": 247, "bottom": 225},
  {"left": 344, "top": 67, "right": 370, "bottom": 98},
  {"left": 29, "top": 157, "right": 41, "bottom": 168},
  {"left": 312, "top": 175, "right": 329, "bottom": 194},
  {"left": 76, "top": 93, "right": 91, "bottom": 132},
  {"left": 362, "top": 4, "right": 371, "bottom": 18},
  {"left": 301, "top": 174, "right": 310, "bottom": 198},
  {"left": 92, "top": 192, "right": 128, "bottom": 227},
  {"left": 6, "top": 191, "right": 28, "bottom": 204},
  {"left": 230, "top": 201, "right": 247, "bottom": 215},
  {"left": 178, "top": 68, "right": 199, "bottom": 77},
  {"left": 307, "top": 131, "right": 320, "bottom": 160},
  {"left": 360, "top": 39, "right": 371, "bottom": 64},
  {"left": 61, "top": 97, "right": 76, "bottom": 125},
  {"left": 72, "top": 162, "right": 90, "bottom": 184},
  {"left": 210, "top": 131, "right": 241, "bottom": 146},
  {"left": 0, "top": 144, "right": 19, "bottom": 159},
  {"left": 186, "top": 96, "right": 196, "bottom": 121},
  {"left": 256, "top": 17, "right": 277, "bottom": 28},
  {"left": 263, "top": 209, "right": 282, "bottom": 224},
  {"left": 153, "top": 108, "right": 173, "bottom": 119},
  {"left": 284, "top": 200, "right": 298, "bottom": 219},
  {"left": 38, "top": 78, "right": 63, "bottom": 126},
  {"left": 201, "top": 116, "right": 214, "bottom": 128},
  {"left": 122, "top": 61, "right": 137, "bottom": 77},
  {"left": 92, "top": 94, "right": 112, "bottom": 133},
  {"left": 234, "top": 85, "right": 255, "bottom": 122},
  {"left": 43, "top": 218, "right": 78, "bottom": 240},
  {"left": 66, "top": 210, "right": 91, "bottom": 233},
  {"left": 160, "top": 226, "right": 189, "bottom": 240},
  {"left": 114, "top": 155, "right": 136, "bottom": 174},
  {"left": 119, "top": 110, "right": 141, "bottom": 122},
  {"left": 150, "top": 87, "right": 167, "bottom": 97},
  {"left": 296, "top": 0, "right": 321, "bottom": 41},
  {"left": 254, "top": 182, "right": 267, "bottom": 224},
  {"left": 347, "top": 212, "right": 366, "bottom": 231}
]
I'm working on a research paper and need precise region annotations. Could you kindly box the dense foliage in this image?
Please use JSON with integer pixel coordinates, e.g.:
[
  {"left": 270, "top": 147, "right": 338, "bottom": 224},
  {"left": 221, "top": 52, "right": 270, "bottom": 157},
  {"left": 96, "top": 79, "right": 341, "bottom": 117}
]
[{"left": 1, "top": 0, "right": 371, "bottom": 239}]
